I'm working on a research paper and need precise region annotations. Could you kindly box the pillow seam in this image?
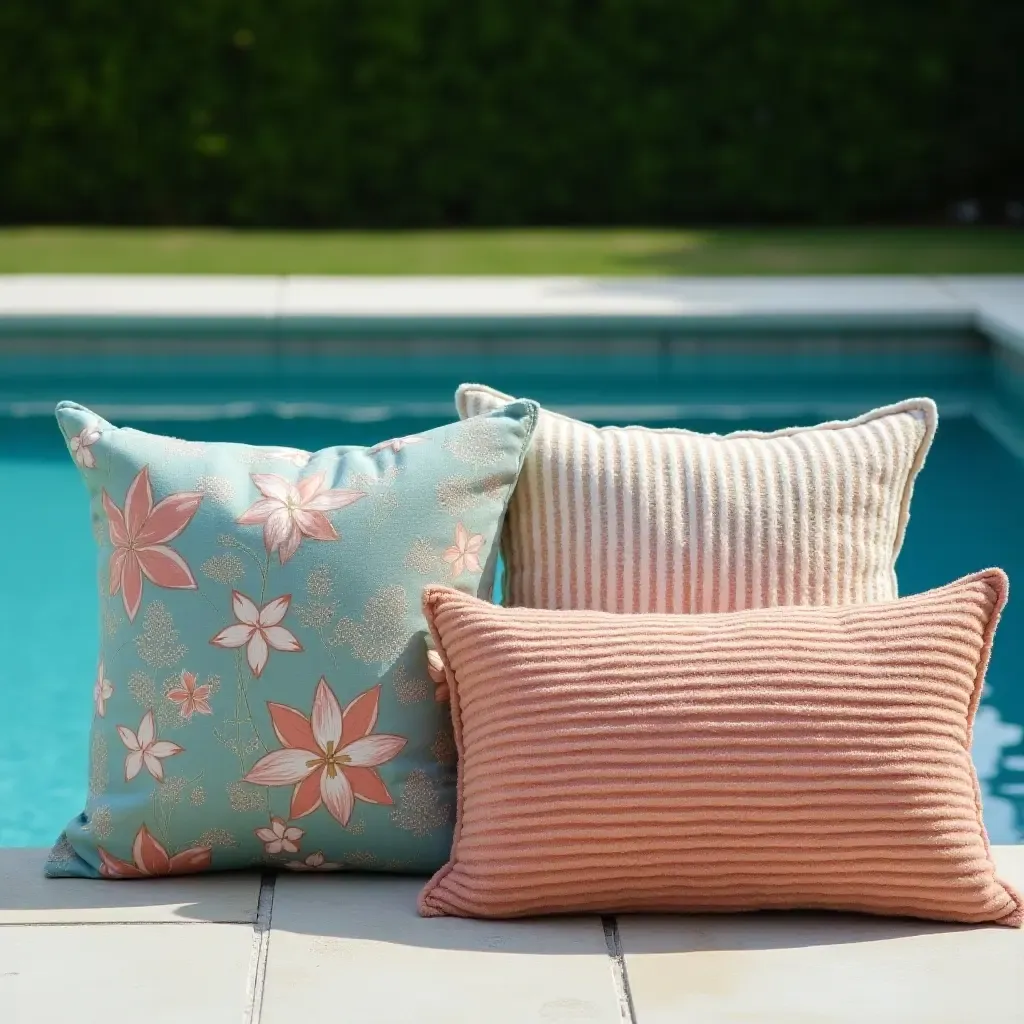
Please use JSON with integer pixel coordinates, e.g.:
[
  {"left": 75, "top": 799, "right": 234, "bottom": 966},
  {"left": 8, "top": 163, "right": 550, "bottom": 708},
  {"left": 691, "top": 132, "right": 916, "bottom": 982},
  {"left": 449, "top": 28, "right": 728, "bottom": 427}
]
[
  {"left": 457, "top": 383, "right": 934, "bottom": 442},
  {"left": 493, "top": 400, "right": 538, "bottom": 607},
  {"left": 418, "top": 587, "right": 466, "bottom": 916},
  {"left": 961, "top": 569, "right": 1023, "bottom": 926},
  {"left": 886, "top": 398, "right": 938, "bottom": 593}
]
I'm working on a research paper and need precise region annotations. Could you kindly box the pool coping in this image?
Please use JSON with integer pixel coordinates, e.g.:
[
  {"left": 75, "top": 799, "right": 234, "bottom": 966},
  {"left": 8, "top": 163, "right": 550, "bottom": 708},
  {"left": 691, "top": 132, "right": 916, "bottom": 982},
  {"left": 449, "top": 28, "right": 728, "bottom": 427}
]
[{"left": 0, "top": 275, "right": 1022, "bottom": 350}]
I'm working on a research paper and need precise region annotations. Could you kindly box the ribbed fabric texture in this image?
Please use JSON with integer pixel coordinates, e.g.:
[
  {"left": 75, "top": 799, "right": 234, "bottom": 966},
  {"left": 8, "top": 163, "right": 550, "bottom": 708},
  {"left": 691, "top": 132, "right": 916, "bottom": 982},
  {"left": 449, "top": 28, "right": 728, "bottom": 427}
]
[
  {"left": 420, "top": 571, "right": 1022, "bottom": 926},
  {"left": 456, "top": 384, "right": 936, "bottom": 613}
]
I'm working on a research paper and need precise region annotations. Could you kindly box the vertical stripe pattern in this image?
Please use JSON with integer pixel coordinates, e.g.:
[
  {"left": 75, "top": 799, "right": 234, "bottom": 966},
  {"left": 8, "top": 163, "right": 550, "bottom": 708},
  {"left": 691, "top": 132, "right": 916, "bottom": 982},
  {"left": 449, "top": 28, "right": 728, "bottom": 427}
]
[
  {"left": 420, "top": 572, "right": 1022, "bottom": 926},
  {"left": 457, "top": 386, "right": 937, "bottom": 613}
]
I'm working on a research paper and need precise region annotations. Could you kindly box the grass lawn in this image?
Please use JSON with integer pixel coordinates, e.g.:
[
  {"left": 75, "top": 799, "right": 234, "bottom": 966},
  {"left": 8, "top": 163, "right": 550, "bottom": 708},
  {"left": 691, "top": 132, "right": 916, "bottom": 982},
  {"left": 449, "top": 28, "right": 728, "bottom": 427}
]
[{"left": 0, "top": 227, "right": 1022, "bottom": 275}]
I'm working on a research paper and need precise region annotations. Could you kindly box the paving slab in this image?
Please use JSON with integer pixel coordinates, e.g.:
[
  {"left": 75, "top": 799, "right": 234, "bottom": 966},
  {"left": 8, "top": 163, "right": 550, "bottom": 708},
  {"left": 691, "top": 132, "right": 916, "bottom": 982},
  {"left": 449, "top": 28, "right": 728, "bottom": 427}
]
[
  {"left": 619, "top": 845, "right": 1024, "bottom": 1024},
  {"left": 0, "top": 848, "right": 260, "bottom": 925},
  {"left": 0, "top": 921, "right": 253, "bottom": 1023},
  {"left": 262, "top": 874, "right": 621, "bottom": 1024}
]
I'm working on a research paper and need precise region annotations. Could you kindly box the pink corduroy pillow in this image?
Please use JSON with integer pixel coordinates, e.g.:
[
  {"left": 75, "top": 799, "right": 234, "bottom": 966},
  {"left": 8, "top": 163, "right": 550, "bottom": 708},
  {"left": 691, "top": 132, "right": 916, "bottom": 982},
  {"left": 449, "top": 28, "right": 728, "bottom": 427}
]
[{"left": 420, "top": 571, "right": 1022, "bottom": 926}]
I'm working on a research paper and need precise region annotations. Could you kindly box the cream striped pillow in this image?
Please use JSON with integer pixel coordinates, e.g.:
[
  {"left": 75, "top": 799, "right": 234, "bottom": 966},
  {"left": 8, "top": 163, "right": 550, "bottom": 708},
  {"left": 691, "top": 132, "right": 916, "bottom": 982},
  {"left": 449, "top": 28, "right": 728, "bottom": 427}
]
[{"left": 456, "top": 384, "right": 937, "bottom": 613}]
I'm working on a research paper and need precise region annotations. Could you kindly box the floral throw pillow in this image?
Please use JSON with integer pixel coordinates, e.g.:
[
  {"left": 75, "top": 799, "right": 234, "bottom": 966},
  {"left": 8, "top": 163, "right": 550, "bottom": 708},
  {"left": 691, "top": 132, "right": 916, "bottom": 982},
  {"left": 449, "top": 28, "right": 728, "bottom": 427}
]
[{"left": 46, "top": 399, "right": 537, "bottom": 879}]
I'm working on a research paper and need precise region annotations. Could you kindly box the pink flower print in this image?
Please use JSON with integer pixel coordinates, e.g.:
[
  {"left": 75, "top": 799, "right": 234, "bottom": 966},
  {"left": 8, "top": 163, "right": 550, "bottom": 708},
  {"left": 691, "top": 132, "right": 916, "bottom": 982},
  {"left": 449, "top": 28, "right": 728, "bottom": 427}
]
[
  {"left": 166, "top": 670, "right": 213, "bottom": 720},
  {"left": 368, "top": 435, "right": 426, "bottom": 455},
  {"left": 101, "top": 466, "right": 203, "bottom": 622},
  {"left": 236, "top": 472, "right": 367, "bottom": 565},
  {"left": 243, "top": 679, "right": 407, "bottom": 827},
  {"left": 69, "top": 425, "right": 101, "bottom": 469},
  {"left": 98, "top": 825, "right": 212, "bottom": 878},
  {"left": 94, "top": 661, "right": 114, "bottom": 717},
  {"left": 117, "top": 711, "right": 183, "bottom": 782},
  {"left": 426, "top": 649, "right": 449, "bottom": 703},
  {"left": 255, "top": 816, "right": 305, "bottom": 855},
  {"left": 210, "top": 591, "right": 303, "bottom": 678},
  {"left": 283, "top": 851, "right": 341, "bottom": 872},
  {"left": 443, "top": 523, "right": 485, "bottom": 578}
]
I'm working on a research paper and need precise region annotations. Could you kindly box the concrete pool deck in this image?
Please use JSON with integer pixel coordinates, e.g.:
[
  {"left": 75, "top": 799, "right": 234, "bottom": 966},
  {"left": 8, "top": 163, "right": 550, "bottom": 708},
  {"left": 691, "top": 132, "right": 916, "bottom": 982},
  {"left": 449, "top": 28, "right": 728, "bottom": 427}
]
[
  {"left": 0, "top": 274, "right": 1022, "bottom": 345},
  {"left": 2, "top": 846, "right": 1022, "bottom": 1023}
]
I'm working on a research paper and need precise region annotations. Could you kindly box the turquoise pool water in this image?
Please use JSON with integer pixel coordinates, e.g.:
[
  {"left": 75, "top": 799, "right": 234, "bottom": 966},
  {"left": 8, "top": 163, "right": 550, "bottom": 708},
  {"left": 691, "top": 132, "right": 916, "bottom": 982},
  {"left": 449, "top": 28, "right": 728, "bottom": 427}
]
[{"left": 2, "top": 402, "right": 1023, "bottom": 848}]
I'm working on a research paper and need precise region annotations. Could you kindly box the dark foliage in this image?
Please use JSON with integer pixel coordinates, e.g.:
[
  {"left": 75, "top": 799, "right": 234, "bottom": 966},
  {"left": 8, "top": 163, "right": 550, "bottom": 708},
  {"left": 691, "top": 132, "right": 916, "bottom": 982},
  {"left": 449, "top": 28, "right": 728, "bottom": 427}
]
[{"left": 1, "top": 1, "right": 1020, "bottom": 226}]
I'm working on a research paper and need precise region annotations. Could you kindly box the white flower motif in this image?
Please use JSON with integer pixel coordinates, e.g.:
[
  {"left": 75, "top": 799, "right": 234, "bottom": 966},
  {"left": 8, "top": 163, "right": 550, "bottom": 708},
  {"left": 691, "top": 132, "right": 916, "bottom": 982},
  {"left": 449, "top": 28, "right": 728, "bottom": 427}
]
[
  {"left": 116, "top": 711, "right": 182, "bottom": 782},
  {"left": 94, "top": 660, "right": 114, "bottom": 717},
  {"left": 443, "top": 523, "right": 485, "bottom": 578},
  {"left": 237, "top": 472, "right": 366, "bottom": 565},
  {"left": 210, "top": 591, "right": 303, "bottom": 678},
  {"left": 69, "top": 425, "right": 101, "bottom": 469}
]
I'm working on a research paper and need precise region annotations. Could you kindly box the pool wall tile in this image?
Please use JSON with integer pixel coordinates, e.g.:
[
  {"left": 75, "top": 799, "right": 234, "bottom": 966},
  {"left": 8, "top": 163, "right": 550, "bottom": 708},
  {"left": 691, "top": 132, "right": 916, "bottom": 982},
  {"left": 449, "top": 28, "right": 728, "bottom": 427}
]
[{"left": 0, "top": 324, "right": 990, "bottom": 419}]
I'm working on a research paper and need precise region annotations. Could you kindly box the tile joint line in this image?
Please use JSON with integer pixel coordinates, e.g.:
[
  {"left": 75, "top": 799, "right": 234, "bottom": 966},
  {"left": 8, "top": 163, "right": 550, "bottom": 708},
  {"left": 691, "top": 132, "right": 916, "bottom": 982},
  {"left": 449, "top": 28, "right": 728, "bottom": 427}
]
[
  {"left": 602, "top": 916, "right": 638, "bottom": 1024},
  {"left": 243, "top": 872, "right": 276, "bottom": 1024}
]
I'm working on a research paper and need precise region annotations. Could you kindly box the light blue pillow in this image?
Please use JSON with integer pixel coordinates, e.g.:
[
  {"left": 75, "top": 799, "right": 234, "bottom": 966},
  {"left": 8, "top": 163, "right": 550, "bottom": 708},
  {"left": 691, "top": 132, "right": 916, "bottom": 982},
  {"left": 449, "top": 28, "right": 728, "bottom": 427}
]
[{"left": 46, "top": 399, "right": 537, "bottom": 878}]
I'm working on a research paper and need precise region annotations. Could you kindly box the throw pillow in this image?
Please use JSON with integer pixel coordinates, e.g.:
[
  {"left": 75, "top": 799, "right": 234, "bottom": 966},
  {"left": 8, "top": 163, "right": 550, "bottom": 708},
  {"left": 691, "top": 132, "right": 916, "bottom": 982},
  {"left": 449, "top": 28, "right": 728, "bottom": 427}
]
[
  {"left": 420, "top": 572, "right": 1021, "bottom": 925},
  {"left": 46, "top": 398, "right": 537, "bottom": 879},
  {"left": 456, "top": 383, "right": 936, "bottom": 613}
]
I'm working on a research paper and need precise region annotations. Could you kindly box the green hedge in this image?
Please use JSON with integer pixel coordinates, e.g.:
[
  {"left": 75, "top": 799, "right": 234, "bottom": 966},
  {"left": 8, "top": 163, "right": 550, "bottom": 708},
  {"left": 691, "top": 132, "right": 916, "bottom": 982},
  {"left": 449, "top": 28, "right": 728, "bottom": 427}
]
[{"left": 0, "top": 1, "right": 1020, "bottom": 226}]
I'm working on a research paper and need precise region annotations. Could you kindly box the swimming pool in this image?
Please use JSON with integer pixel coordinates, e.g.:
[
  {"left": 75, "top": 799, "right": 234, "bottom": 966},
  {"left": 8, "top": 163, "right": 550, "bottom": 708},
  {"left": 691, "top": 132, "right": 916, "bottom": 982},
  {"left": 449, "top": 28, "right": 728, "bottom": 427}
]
[{"left": 2, "top": 336, "right": 1024, "bottom": 848}]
